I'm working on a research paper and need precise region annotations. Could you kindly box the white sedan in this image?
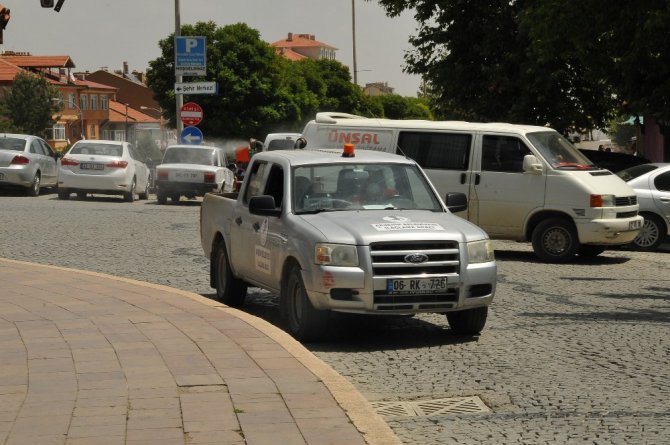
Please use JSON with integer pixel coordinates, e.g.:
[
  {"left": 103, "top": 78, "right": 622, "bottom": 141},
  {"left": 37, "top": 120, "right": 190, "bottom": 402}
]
[
  {"left": 0, "top": 133, "right": 59, "bottom": 196},
  {"left": 155, "top": 144, "right": 235, "bottom": 204},
  {"left": 58, "top": 140, "right": 151, "bottom": 202}
]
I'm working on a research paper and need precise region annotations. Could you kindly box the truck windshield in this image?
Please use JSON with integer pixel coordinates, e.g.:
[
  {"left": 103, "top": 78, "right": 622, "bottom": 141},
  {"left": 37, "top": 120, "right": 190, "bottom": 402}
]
[
  {"left": 527, "top": 131, "right": 597, "bottom": 170},
  {"left": 293, "top": 163, "right": 443, "bottom": 213}
]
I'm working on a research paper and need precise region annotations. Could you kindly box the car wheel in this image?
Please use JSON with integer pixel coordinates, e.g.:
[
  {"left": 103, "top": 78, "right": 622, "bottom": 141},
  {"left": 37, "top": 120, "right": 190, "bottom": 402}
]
[
  {"left": 138, "top": 179, "right": 150, "bottom": 200},
  {"left": 124, "top": 178, "right": 136, "bottom": 202},
  {"left": 531, "top": 218, "right": 578, "bottom": 262},
  {"left": 632, "top": 213, "right": 666, "bottom": 251},
  {"left": 577, "top": 245, "right": 606, "bottom": 257},
  {"left": 58, "top": 189, "right": 69, "bottom": 200},
  {"left": 157, "top": 191, "right": 167, "bottom": 205},
  {"left": 213, "top": 239, "right": 247, "bottom": 306},
  {"left": 27, "top": 173, "right": 40, "bottom": 197},
  {"left": 171, "top": 194, "right": 180, "bottom": 203},
  {"left": 283, "top": 264, "right": 329, "bottom": 342},
  {"left": 446, "top": 307, "right": 488, "bottom": 335}
]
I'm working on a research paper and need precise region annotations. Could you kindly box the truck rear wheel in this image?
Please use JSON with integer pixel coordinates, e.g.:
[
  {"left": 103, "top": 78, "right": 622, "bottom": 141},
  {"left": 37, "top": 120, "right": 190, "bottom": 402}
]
[
  {"left": 214, "top": 240, "right": 247, "bottom": 306},
  {"left": 446, "top": 307, "right": 488, "bottom": 335},
  {"left": 283, "top": 265, "right": 329, "bottom": 342},
  {"left": 531, "top": 217, "right": 578, "bottom": 262}
]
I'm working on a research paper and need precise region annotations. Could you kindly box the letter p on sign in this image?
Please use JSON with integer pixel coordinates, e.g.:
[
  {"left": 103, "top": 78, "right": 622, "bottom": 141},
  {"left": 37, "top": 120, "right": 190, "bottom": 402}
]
[{"left": 185, "top": 38, "right": 198, "bottom": 52}]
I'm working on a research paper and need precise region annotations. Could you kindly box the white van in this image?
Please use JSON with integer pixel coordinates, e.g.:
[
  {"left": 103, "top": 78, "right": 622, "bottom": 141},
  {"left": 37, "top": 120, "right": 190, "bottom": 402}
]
[
  {"left": 263, "top": 133, "right": 302, "bottom": 151},
  {"left": 301, "top": 112, "right": 643, "bottom": 262}
]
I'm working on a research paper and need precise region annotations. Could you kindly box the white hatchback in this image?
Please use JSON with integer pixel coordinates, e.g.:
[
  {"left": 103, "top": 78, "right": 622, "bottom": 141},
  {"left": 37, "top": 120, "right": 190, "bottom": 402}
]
[{"left": 58, "top": 140, "right": 151, "bottom": 202}]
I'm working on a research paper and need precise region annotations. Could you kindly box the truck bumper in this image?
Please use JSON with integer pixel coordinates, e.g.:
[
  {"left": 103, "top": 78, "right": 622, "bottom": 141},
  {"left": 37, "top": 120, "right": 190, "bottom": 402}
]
[
  {"left": 576, "top": 215, "right": 643, "bottom": 245},
  {"left": 303, "top": 261, "right": 496, "bottom": 315}
]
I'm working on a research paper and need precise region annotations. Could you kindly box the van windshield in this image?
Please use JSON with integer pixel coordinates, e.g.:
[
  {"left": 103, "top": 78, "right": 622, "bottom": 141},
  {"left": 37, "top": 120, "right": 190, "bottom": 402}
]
[
  {"left": 527, "top": 131, "right": 597, "bottom": 170},
  {"left": 293, "top": 163, "right": 443, "bottom": 213}
]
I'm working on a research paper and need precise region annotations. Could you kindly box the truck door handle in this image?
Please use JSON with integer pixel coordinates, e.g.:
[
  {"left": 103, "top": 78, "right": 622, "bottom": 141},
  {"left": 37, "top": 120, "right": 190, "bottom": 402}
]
[
  {"left": 235, "top": 216, "right": 242, "bottom": 226},
  {"left": 460, "top": 173, "right": 466, "bottom": 184},
  {"left": 475, "top": 173, "right": 481, "bottom": 185},
  {"left": 252, "top": 222, "right": 261, "bottom": 231}
]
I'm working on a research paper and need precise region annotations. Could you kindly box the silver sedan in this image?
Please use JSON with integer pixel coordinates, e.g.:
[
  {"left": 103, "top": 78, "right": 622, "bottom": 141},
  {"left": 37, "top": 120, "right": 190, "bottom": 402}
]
[
  {"left": 0, "top": 133, "right": 59, "bottom": 196},
  {"left": 617, "top": 163, "right": 670, "bottom": 250}
]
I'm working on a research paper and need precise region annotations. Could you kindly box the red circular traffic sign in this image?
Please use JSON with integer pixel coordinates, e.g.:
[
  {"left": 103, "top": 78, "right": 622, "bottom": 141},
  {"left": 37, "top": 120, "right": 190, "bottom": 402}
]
[{"left": 180, "top": 102, "right": 203, "bottom": 126}]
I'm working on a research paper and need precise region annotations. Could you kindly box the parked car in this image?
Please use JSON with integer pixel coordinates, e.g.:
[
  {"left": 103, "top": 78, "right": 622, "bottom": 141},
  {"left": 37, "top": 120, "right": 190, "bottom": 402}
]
[
  {"left": 58, "top": 140, "right": 151, "bottom": 202},
  {"left": 578, "top": 148, "right": 650, "bottom": 173},
  {"left": 155, "top": 144, "right": 235, "bottom": 204},
  {"left": 616, "top": 163, "right": 670, "bottom": 250},
  {"left": 0, "top": 133, "right": 59, "bottom": 196}
]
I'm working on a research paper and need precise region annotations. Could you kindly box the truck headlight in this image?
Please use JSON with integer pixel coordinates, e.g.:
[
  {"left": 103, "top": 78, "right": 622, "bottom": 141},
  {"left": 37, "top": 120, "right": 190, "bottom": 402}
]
[
  {"left": 467, "top": 240, "right": 494, "bottom": 263},
  {"left": 315, "top": 243, "right": 358, "bottom": 266}
]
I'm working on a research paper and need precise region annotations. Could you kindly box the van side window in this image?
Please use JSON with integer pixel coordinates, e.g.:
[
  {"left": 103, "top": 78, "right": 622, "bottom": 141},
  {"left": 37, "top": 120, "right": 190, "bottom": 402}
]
[
  {"left": 397, "top": 132, "right": 471, "bottom": 170},
  {"left": 482, "top": 135, "right": 531, "bottom": 172}
]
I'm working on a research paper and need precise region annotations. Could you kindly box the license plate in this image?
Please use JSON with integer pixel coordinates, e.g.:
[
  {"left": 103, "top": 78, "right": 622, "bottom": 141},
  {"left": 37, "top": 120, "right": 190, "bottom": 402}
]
[
  {"left": 80, "top": 163, "right": 104, "bottom": 170},
  {"left": 387, "top": 277, "right": 450, "bottom": 295},
  {"left": 175, "top": 172, "right": 199, "bottom": 180},
  {"left": 629, "top": 219, "right": 642, "bottom": 230}
]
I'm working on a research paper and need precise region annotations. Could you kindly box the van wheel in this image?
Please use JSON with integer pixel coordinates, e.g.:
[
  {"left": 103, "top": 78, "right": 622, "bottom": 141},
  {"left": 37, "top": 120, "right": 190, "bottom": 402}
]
[
  {"left": 632, "top": 213, "right": 665, "bottom": 251},
  {"left": 283, "top": 265, "right": 329, "bottom": 342},
  {"left": 213, "top": 240, "right": 247, "bottom": 306},
  {"left": 446, "top": 307, "right": 488, "bottom": 335},
  {"left": 578, "top": 245, "right": 606, "bottom": 257},
  {"left": 531, "top": 218, "right": 578, "bottom": 262},
  {"left": 157, "top": 191, "right": 167, "bottom": 205}
]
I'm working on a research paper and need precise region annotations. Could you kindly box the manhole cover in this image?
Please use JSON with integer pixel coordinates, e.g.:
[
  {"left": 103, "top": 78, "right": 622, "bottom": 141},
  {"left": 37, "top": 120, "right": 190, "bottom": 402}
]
[{"left": 371, "top": 396, "right": 490, "bottom": 418}]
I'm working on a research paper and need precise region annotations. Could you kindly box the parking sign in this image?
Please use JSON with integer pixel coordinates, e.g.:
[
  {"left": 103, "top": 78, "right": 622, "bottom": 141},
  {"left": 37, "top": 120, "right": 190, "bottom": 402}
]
[{"left": 175, "top": 36, "right": 206, "bottom": 76}]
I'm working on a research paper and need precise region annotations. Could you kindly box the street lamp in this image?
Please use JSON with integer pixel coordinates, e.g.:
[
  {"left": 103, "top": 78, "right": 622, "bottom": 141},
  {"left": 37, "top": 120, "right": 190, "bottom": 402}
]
[
  {"left": 124, "top": 103, "right": 129, "bottom": 143},
  {"left": 140, "top": 106, "right": 166, "bottom": 149},
  {"left": 52, "top": 97, "right": 85, "bottom": 140}
]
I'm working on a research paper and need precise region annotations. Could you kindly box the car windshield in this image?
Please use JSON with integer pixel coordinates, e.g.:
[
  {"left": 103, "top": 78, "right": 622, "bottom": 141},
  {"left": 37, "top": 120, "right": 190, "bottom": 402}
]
[
  {"left": 163, "top": 147, "right": 215, "bottom": 165},
  {"left": 616, "top": 164, "right": 659, "bottom": 182},
  {"left": 527, "top": 131, "right": 597, "bottom": 170},
  {"left": 293, "top": 163, "right": 443, "bottom": 214},
  {"left": 0, "top": 137, "right": 26, "bottom": 151},
  {"left": 70, "top": 143, "right": 122, "bottom": 157}
]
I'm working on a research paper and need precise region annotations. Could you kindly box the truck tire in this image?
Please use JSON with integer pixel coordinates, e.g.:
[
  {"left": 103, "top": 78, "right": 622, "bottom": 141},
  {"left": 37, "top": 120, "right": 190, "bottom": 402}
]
[
  {"left": 213, "top": 240, "right": 247, "bottom": 306},
  {"left": 283, "top": 265, "right": 329, "bottom": 342},
  {"left": 531, "top": 217, "right": 578, "bottom": 262},
  {"left": 446, "top": 307, "right": 488, "bottom": 335},
  {"left": 632, "top": 213, "right": 665, "bottom": 251}
]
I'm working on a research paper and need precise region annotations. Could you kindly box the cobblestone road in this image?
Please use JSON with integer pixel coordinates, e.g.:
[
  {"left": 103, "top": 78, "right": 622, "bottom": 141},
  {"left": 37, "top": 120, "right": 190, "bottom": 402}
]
[{"left": 1, "top": 192, "right": 668, "bottom": 444}]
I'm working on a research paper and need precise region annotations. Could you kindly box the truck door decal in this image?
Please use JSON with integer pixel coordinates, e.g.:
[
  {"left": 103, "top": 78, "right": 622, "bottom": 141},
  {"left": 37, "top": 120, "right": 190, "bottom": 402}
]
[{"left": 254, "top": 245, "right": 272, "bottom": 274}]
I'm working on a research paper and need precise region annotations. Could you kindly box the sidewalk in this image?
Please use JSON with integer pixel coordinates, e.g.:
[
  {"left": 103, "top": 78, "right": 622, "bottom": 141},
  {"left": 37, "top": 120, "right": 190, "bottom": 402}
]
[{"left": 0, "top": 258, "right": 401, "bottom": 445}]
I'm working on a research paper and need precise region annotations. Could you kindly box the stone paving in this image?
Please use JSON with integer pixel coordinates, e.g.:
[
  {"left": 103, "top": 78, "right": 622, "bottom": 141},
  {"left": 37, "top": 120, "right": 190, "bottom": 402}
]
[{"left": 1, "top": 192, "right": 669, "bottom": 444}]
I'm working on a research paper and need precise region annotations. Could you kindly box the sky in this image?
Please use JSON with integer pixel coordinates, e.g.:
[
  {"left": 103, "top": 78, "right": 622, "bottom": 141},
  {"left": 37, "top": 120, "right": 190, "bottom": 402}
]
[{"left": 2, "top": 0, "right": 422, "bottom": 96}]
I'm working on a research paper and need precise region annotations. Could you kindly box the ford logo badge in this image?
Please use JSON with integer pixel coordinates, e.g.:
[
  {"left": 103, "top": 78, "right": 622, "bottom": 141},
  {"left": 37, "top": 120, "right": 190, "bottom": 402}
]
[{"left": 404, "top": 253, "right": 429, "bottom": 264}]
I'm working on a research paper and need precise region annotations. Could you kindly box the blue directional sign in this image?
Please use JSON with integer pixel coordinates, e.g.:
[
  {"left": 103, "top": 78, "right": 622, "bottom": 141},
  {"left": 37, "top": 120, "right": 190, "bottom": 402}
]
[
  {"left": 180, "top": 126, "right": 203, "bottom": 145},
  {"left": 175, "top": 36, "right": 206, "bottom": 76}
]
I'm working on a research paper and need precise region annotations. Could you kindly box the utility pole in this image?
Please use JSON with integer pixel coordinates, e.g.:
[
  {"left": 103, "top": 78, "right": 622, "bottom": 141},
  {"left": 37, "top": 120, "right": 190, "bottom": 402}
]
[
  {"left": 175, "top": 0, "right": 183, "bottom": 135},
  {"left": 351, "top": 0, "right": 358, "bottom": 85}
]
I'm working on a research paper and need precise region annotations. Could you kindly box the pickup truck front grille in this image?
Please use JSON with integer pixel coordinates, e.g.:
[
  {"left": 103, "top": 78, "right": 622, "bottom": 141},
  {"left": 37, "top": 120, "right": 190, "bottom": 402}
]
[
  {"left": 370, "top": 241, "right": 460, "bottom": 276},
  {"left": 615, "top": 196, "right": 637, "bottom": 206}
]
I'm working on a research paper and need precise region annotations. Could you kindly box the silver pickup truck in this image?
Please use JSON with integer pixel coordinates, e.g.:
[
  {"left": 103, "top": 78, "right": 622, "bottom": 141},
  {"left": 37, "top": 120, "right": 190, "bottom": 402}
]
[{"left": 200, "top": 147, "right": 497, "bottom": 341}]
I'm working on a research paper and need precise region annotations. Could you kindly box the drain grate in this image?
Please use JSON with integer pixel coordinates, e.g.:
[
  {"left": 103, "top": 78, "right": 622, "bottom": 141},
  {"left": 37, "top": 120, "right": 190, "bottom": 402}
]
[{"left": 371, "top": 396, "right": 490, "bottom": 418}]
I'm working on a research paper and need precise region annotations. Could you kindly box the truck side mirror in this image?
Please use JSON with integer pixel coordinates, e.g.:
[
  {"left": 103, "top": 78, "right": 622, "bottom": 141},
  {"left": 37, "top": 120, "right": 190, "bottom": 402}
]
[
  {"left": 523, "top": 154, "right": 543, "bottom": 174},
  {"left": 294, "top": 137, "right": 307, "bottom": 149},
  {"left": 445, "top": 192, "right": 468, "bottom": 213},
  {"left": 249, "top": 195, "right": 281, "bottom": 217}
]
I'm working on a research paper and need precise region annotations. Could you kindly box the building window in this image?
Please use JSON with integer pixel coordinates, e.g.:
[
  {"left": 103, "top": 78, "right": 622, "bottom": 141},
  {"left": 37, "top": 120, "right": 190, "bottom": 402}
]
[
  {"left": 80, "top": 94, "right": 88, "bottom": 111},
  {"left": 89, "top": 125, "right": 96, "bottom": 138},
  {"left": 103, "top": 129, "right": 125, "bottom": 141},
  {"left": 46, "top": 124, "right": 66, "bottom": 141},
  {"left": 100, "top": 95, "right": 109, "bottom": 110},
  {"left": 90, "top": 94, "right": 98, "bottom": 110},
  {"left": 68, "top": 93, "right": 76, "bottom": 109}
]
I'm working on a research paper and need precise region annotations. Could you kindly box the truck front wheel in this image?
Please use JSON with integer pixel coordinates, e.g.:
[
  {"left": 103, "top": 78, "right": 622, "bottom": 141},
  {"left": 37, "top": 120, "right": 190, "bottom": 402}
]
[
  {"left": 531, "top": 218, "right": 578, "bottom": 262},
  {"left": 214, "top": 240, "right": 247, "bottom": 306},
  {"left": 283, "top": 265, "right": 329, "bottom": 342},
  {"left": 446, "top": 307, "right": 488, "bottom": 335}
]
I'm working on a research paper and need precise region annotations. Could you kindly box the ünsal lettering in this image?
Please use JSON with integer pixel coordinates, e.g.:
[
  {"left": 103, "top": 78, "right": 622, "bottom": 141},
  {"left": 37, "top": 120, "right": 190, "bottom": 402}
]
[{"left": 328, "top": 130, "right": 380, "bottom": 145}]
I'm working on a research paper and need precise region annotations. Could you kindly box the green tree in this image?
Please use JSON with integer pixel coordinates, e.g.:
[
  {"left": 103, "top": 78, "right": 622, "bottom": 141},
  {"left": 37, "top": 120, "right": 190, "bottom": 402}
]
[
  {"left": 135, "top": 132, "right": 163, "bottom": 163},
  {"left": 147, "top": 22, "right": 301, "bottom": 139},
  {"left": 372, "top": 94, "right": 433, "bottom": 119},
  {"left": 373, "top": 0, "right": 622, "bottom": 133},
  {"left": 0, "top": 72, "right": 60, "bottom": 137}
]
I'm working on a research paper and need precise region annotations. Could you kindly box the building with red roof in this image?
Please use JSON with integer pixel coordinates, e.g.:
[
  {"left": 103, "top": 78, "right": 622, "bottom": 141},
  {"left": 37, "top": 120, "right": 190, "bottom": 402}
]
[{"left": 270, "top": 33, "right": 338, "bottom": 61}]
